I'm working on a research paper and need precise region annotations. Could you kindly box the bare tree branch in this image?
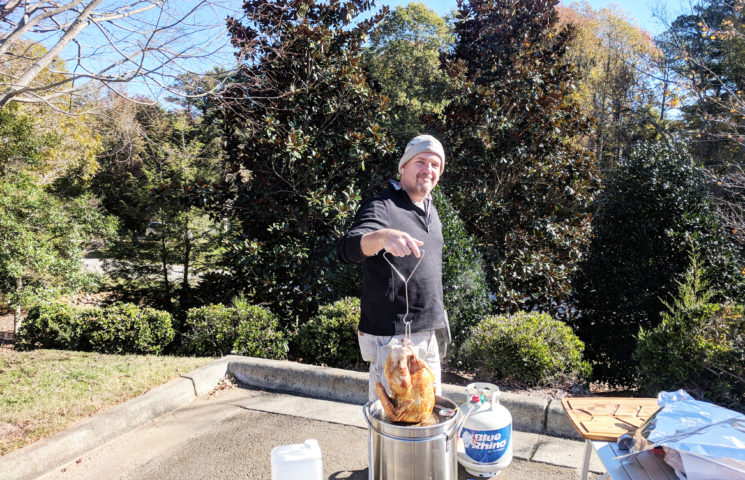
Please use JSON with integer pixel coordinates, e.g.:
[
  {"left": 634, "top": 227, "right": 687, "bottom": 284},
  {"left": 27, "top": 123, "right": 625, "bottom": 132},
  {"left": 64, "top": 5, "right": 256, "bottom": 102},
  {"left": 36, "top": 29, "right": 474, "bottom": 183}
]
[
  {"left": 0, "top": 1, "right": 87, "bottom": 53},
  {"left": 0, "top": 0, "right": 240, "bottom": 108},
  {"left": 711, "top": 164, "right": 745, "bottom": 247}
]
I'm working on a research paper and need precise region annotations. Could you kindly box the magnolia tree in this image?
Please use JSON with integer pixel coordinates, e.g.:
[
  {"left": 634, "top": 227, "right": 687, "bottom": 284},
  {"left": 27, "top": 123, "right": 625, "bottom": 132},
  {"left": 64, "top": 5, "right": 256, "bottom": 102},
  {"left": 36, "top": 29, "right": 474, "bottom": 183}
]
[
  {"left": 216, "top": 0, "right": 397, "bottom": 323},
  {"left": 438, "top": 0, "right": 600, "bottom": 313}
]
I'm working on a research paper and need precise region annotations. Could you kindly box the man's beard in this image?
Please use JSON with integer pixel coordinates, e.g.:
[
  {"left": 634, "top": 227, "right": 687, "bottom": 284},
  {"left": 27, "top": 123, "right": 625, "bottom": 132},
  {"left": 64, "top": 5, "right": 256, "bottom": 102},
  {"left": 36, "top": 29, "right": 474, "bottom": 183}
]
[{"left": 416, "top": 176, "right": 434, "bottom": 193}]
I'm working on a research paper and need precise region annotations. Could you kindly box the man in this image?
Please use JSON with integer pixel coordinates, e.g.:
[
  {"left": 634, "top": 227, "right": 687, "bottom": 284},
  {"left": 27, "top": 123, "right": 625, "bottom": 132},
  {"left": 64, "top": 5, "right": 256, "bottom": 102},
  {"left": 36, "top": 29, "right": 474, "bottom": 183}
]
[{"left": 338, "top": 134, "right": 449, "bottom": 402}]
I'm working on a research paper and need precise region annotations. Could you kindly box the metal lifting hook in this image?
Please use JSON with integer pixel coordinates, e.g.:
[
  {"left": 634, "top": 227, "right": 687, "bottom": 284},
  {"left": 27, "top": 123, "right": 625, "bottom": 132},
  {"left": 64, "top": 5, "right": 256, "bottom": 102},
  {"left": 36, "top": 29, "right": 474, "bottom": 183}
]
[{"left": 382, "top": 248, "right": 425, "bottom": 341}]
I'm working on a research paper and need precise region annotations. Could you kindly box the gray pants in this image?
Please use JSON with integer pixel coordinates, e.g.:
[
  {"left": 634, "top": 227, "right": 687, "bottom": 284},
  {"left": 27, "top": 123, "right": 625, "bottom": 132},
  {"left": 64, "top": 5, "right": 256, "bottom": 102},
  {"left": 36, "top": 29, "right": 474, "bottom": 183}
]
[{"left": 358, "top": 329, "right": 442, "bottom": 403}]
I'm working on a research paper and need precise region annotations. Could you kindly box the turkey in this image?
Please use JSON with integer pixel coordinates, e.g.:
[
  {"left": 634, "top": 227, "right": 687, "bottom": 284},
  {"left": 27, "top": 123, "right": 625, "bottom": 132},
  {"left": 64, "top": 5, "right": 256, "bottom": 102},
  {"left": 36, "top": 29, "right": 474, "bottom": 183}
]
[{"left": 374, "top": 340, "right": 435, "bottom": 423}]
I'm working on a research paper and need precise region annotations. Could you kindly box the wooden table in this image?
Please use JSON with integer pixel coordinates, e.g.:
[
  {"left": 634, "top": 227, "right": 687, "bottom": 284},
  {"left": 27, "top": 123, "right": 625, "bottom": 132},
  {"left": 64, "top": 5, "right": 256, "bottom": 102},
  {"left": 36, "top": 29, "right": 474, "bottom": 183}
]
[{"left": 561, "top": 397, "right": 678, "bottom": 480}]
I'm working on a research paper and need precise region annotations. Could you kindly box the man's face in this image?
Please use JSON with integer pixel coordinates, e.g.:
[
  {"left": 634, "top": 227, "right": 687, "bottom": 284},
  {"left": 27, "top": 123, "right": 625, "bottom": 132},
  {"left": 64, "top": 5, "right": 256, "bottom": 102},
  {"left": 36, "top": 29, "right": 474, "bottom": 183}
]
[{"left": 399, "top": 152, "right": 442, "bottom": 198}]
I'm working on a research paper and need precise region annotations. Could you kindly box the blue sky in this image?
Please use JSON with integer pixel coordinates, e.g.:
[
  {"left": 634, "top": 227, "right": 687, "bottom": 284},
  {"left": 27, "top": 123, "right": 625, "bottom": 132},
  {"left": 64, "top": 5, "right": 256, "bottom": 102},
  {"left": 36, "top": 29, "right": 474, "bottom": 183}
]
[
  {"left": 103, "top": 0, "right": 693, "bottom": 100},
  {"left": 377, "top": 0, "right": 689, "bottom": 35}
]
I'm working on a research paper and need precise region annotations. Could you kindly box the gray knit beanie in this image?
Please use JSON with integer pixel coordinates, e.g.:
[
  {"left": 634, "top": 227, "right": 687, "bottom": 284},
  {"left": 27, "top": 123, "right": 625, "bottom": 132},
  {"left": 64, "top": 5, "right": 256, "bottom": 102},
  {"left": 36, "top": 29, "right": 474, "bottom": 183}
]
[{"left": 398, "top": 135, "right": 445, "bottom": 174}]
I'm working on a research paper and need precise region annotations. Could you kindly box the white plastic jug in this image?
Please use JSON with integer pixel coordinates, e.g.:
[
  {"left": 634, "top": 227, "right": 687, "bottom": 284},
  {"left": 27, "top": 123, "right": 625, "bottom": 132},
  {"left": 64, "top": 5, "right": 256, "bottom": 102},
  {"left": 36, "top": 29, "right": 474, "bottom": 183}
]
[
  {"left": 457, "top": 383, "right": 513, "bottom": 477},
  {"left": 271, "top": 439, "right": 323, "bottom": 480}
]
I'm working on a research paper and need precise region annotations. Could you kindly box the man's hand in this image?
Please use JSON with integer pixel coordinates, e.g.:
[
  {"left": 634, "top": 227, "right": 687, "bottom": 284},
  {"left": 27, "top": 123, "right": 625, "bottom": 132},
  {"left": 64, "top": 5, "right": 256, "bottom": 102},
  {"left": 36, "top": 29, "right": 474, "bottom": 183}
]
[
  {"left": 383, "top": 229, "right": 424, "bottom": 258},
  {"left": 361, "top": 229, "right": 424, "bottom": 258}
]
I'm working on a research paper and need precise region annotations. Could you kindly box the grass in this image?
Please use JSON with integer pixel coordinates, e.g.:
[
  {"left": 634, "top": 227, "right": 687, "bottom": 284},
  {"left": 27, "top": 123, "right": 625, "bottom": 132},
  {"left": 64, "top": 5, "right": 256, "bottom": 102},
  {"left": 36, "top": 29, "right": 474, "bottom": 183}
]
[{"left": 0, "top": 349, "right": 212, "bottom": 456}]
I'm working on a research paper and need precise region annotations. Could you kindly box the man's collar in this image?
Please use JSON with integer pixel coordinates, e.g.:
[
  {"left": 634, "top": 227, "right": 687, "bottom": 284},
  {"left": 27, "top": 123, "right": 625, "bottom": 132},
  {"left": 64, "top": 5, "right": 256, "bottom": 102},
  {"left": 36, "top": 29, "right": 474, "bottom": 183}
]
[{"left": 388, "top": 179, "right": 431, "bottom": 202}]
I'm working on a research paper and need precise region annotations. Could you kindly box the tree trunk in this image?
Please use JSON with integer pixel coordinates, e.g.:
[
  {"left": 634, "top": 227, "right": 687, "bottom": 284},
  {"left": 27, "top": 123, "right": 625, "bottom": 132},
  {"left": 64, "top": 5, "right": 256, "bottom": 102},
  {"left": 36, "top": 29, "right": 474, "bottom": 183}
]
[
  {"left": 182, "top": 209, "right": 191, "bottom": 292},
  {"left": 659, "top": 65, "right": 669, "bottom": 122},
  {"left": 13, "top": 277, "right": 23, "bottom": 334},
  {"left": 160, "top": 236, "right": 172, "bottom": 309}
]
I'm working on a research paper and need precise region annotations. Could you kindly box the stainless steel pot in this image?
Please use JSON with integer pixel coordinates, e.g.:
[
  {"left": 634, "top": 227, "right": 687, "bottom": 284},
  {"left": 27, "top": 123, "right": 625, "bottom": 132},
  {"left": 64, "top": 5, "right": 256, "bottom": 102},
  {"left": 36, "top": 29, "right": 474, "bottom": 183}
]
[{"left": 363, "top": 395, "right": 468, "bottom": 480}]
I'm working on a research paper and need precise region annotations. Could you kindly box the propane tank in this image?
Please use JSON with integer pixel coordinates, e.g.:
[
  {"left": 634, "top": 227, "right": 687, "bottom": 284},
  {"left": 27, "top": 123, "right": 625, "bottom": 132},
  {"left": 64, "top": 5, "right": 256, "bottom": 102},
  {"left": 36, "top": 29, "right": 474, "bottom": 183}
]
[{"left": 457, "top": 382, "right": 513, "bottom": 477}]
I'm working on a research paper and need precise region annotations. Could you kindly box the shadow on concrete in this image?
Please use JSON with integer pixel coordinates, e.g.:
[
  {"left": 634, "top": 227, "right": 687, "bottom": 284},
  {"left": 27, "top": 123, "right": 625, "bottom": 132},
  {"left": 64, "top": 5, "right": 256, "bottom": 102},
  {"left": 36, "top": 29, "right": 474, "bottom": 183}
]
[{"left": 329, "top": 469, "right": 367, "bottom": 479}]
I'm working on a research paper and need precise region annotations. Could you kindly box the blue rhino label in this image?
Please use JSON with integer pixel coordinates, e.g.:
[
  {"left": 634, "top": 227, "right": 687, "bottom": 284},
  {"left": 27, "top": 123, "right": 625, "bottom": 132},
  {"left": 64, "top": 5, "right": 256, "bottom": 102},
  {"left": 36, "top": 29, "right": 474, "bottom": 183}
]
[{"left": 461, "top": 425, "right": 511, "bottom": 463}]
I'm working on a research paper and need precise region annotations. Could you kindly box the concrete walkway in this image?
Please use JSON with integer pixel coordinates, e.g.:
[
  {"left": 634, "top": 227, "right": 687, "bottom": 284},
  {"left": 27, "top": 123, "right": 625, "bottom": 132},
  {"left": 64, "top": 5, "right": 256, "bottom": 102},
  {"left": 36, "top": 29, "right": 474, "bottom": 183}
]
[{"left": 0, "top": 356, "right": 605, "bottom": 480}]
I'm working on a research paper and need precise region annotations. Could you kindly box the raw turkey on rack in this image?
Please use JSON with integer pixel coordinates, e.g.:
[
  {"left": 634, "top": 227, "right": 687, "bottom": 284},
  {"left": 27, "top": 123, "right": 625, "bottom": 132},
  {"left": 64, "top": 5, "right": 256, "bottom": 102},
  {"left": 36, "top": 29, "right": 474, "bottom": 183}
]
[{"left": 375, "top": 339, "right": 435, "bottom": 423}]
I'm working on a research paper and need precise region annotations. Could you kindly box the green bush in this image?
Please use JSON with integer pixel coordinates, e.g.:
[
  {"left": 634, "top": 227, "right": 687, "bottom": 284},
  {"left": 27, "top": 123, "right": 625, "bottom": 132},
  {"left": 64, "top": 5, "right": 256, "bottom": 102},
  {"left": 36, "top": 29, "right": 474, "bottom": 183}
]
[
  {"left": 295, "top": 297, "right": 362, "bottom": 368},
  {"left": 434, "top": 190, "right": 491, "bottom": 360},
  {"left": 183, "top": 298, "right": 288, "bottom": 359},
  {"left": 16, "top": 301, "right": 174, "bottom": 354},
  {"left": 16, "top": 302, "right": 84, "bottom": 351},
  {"left": 183, "top": 303, "right": 239, "bottom": 356},
  {"left": 635, "top": 303, "right": 745, "bottom": 411},
  {"left": 232, "top": 300, "right": 288, "bottom": 360},
  {"left": 82, "top": 302, "right": 174, "bottom": 355},
  {"left": 460, "top": 311, "right": 591, "bottom": 387}
]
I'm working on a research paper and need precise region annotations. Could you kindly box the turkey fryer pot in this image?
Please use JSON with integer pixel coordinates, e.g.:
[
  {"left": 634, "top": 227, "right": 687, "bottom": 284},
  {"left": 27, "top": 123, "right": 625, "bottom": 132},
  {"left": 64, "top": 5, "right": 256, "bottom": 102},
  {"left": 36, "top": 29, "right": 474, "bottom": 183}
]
[{"left": 363, "top": 395, "right": 469, "bottom": 480}]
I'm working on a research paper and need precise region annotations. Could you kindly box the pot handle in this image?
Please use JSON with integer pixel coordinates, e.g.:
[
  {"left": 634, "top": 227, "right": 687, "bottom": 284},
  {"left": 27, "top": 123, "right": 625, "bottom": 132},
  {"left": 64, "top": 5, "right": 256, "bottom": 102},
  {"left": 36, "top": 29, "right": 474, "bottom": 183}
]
[
  {"left": 362, "top": 401, "right": 374, "bottom": 428},
  {"left": 445, "top": 396, "right": 480, "bottom": 449}
]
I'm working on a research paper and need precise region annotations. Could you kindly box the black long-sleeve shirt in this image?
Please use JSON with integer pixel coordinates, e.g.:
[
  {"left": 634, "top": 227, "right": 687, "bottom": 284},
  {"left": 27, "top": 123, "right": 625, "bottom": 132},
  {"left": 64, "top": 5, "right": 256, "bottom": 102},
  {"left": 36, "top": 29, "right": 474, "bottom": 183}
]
[{"left": 338, "top": 181, "right": 446, "bottom": 336}]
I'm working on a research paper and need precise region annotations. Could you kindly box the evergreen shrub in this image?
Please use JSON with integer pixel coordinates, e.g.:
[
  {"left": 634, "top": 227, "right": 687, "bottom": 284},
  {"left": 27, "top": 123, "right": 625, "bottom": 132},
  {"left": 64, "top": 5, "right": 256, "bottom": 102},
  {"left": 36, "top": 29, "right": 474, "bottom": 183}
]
[
  {"left": 183, "top": 298, "right": 288, "bottom": 359},
  {"left": 82, "top": 302, "right": 174, "bottom": 355},
  {"left": 16, "top": 302, "right": 84, "bottom": 351},
  {"left": 635, "top": 303, "right": 745, "bottom": 412},
  {"left": 460, "top": 311, "right": 591, "bottom": 387},
  {"left": 434, "top": 190, "right": 491, "bottom": 360},
  {"left": 232, "top": 300, "right": 288, "bottom": 360},
  {"left": 572, "top": 141, "right": 744, "bottom": 384},
  {"left": 17, "top": 301, "right": 174, "bottom": 355},
  {"left": 183, "top": 303, "right": 238, "bottom": 356},
  {"left": 295, "top": 297, "right": 362, "bottom": 369}
]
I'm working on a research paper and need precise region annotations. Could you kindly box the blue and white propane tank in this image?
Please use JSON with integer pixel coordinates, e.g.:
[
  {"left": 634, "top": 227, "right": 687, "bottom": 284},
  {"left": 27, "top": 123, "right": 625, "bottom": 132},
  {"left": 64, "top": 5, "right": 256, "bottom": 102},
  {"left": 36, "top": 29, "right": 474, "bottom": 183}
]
[{"left": 457, "top": 382, "right": 513, "bottom": 477}]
